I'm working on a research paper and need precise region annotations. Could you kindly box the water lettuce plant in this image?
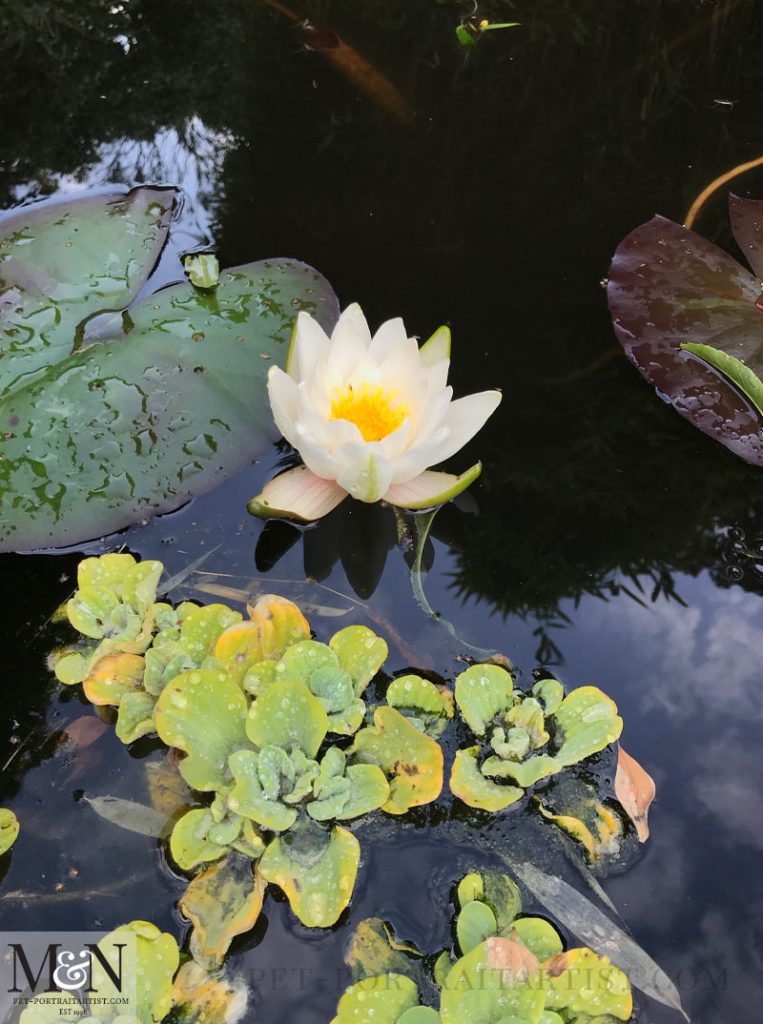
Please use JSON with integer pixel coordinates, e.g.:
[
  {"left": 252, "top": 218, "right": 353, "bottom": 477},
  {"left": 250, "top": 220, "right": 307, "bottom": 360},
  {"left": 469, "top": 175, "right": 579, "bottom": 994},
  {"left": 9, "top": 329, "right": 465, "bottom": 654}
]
[
  {"left": 53, "top": 553, "right": 445, "bottom": 936},
  {"left": 332, "top": 868, "right": 633, "bottom": 1023},
  {"left": 248, "top": 303, "right": 502, "bottom": 521},
  {"left": 449, "top": 665, "right": 623, "bottom": 812},
  {"left": 607, "top": 194, "right": 763, "bottom": 466},
  {"left": 0, "top": 187, "right": 338, "bottom": 552}
]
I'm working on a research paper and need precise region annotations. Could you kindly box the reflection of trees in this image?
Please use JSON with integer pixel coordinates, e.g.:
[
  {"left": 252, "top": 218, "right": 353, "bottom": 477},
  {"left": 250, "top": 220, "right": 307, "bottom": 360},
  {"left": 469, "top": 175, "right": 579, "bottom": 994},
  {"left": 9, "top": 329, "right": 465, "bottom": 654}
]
[
  {"left": 0, "top": 0, "right": 247, "bottom": 204},
  {"left": 207, "top": 0, "right": 763, "bottom": 650},
  {"left": 2, "top": 0, "right": 763, "bottom": 652}
]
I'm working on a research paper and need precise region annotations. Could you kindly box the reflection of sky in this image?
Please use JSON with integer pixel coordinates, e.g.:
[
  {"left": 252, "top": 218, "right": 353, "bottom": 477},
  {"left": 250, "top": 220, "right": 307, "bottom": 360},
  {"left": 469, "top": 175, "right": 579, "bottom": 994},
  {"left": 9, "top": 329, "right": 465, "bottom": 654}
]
[
  {"left": 427, "top": 560, "right": 763, "bottom": 1022},
  {"left": 11, "top": 116, "right": 234, "bottom": 282}
]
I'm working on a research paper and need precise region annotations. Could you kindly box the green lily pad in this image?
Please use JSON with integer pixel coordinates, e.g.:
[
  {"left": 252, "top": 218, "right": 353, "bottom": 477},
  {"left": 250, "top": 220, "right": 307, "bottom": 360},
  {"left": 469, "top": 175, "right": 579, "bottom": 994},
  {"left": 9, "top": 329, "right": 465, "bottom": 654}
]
[
  {"left": 440, "top": 938, "right": 545, "bottom": 1024},
  {"left": 455, "top": 665, "right": 514, "bottom": 736},
  {"left": 180, "top": 853, "right": 266, "bottom": 966},
  {"left": 543, "top": 949, "right": 632, "bottom": 1020},
  {"left": 330, "top": 974, "right": 420, "bottom": 1024},
  {"left": 351, "top": 707, "right": 444, "bottom": 814},
  {"left": 554, "top": 687, "right": 623, "bottom": 767},
  {"left": 457, "top": 899, "right": 498, "bottom": 954},
  {"left": 154, "top": 669, "right": 249, "bottom": 791},
  {"left": 450, "top": 747, "right": 523, "bottom": 812},
  {"left": 329, "top": 625, "right": 388, "bottom": 696},
  {"left": 0, "top": 188, "right": 175, "bottom": 399},
  {"left": 170, "top": 808, "right": 231, "bottom": 871},
  {"left": 0, "top": 808, "right": 19, "bottom": 854},
  {"left": 0, "top": 208, "right": 338, "bottom": 551},
  {"left": 247, "top": 677, "right": 328, "bottom": 759},
  {"left": 259, "top": 820, "right": 360, "bottom": 928}
]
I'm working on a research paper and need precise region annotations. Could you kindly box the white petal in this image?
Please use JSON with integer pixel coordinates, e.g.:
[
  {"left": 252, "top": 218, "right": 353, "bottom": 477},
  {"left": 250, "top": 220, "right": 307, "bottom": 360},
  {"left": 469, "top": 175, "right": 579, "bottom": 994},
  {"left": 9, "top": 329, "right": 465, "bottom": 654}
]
[
  {"left": 427, "top": 389, "right": 502, "bottom": 463},
  {"left": 287, "top": 312, "right": 330, "bottom": 382},
  {"left": 384, "top": 463, "right": 482, "bottom": 509},
  {"left": 335, "top": 446, "right": 394, "bottom": 503},
  {"left": 267, "top": 367, "right": 300, "bottom": 446},
  {"left": 325, "top": 303, "right": 373, "bottom": 385},
  {"left": 247, "top": 466, "right": 347, "bottom": 522},
  {"left": 368, "top": 316, "right": 409, "bottom": 360},
  {"left": 387, "top": 388, "right": 500, "bottom": 483},
  {"left": 418, "top": 325, "right": 451, "bottom": 367}
]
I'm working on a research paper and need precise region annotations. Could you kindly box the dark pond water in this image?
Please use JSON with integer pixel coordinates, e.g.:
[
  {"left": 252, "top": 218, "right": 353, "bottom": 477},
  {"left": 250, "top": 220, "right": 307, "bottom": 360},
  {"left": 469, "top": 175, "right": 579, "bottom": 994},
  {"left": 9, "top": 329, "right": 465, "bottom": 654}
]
[{"left": 3, "top": 1, "right": 763, "bottom": 1021}]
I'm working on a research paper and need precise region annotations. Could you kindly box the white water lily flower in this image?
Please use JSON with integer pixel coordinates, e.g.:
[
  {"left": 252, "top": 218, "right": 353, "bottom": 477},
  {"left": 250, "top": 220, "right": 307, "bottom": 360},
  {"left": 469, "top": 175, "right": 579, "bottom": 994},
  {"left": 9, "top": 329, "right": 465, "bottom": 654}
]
[{"left": 248, "top": 303, "right": 502, "bottom": 521}]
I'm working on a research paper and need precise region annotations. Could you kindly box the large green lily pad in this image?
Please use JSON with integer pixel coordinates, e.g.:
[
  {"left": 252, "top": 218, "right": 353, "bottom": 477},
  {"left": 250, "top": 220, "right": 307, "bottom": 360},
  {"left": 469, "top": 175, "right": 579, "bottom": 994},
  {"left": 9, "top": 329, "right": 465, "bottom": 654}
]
[
  {"left": 0, "top": 189, "right": 338, "bottom": 551},
  {"left": 0, "top": 187, "right": 176, "bottom": 398}
]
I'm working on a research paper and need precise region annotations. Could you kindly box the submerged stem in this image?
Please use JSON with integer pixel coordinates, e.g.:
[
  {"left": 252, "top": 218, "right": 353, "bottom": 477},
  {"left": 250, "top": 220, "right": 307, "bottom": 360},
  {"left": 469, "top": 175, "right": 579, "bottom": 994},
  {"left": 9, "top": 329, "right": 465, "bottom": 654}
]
[{"left": 410, "top": 508, "right": 498, "bottom": 660}]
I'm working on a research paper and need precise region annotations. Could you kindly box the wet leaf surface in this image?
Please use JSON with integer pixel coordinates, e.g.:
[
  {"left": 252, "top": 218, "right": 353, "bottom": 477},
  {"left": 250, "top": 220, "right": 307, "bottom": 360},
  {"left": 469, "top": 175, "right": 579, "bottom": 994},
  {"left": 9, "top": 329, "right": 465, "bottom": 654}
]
[
  {"left": 0, "top": 214, "right": 338, "bottom": 550},
  {"left": 607, "top": 196, "right": 763, "bottom": 465}
]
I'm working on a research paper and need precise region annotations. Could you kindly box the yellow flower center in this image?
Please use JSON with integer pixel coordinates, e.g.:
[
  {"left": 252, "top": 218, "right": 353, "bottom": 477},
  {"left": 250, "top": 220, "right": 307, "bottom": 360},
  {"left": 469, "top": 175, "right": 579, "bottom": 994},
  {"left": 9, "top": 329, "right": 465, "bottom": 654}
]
[{"left": 330, "top": 383, "right": 408, "bottom": 442}]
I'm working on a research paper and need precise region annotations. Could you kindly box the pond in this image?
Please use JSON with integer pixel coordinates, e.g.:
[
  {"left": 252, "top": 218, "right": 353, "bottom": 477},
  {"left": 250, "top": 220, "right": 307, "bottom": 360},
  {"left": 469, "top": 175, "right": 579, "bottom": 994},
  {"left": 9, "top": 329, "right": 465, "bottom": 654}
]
[{"left": 2, "top": 1, "right": 763, "bottom": 1022}]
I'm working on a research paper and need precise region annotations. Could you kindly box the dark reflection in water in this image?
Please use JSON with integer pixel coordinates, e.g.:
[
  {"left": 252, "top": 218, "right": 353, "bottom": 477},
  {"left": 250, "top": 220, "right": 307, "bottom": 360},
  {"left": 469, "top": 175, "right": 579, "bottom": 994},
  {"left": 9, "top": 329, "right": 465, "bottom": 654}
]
[{"left": 2, "top": 1, "right": 763, "bottom": 1021}]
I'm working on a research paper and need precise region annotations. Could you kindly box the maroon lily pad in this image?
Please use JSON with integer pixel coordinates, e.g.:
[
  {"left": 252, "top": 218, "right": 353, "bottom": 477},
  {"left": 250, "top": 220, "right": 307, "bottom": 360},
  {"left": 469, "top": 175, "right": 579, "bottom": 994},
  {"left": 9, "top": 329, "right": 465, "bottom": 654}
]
[{"left": 607, "top": 195, "right": 763, "bottom": 466}]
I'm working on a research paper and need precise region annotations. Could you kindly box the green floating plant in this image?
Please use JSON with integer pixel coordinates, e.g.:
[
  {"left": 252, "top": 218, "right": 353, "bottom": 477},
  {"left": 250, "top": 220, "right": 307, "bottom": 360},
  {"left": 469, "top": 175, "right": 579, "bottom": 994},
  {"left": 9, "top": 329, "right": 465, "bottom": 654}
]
[
  {"left": 52, "top": 553, "right": 446, "bottom": 940},
  {"left": 158, "top": 666, "right": 433, "bottom": 931},
  {"left": 19, "top": 920, "right": 179, "bottom": 1024},
  {"left": 332, "top": 868, "right": 633, "bottom": 1024},
  {"left": 0, "top": 808, "right": 19, "bottom": 855},
  {"left": 450, "top": 665, "right": 623, "bottom": 813}
]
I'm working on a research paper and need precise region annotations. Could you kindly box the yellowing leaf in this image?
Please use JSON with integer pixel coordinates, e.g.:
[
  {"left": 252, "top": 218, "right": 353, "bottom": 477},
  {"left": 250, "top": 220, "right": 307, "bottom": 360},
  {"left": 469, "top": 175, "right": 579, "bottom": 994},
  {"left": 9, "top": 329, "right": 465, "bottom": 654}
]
[
  {"left": 180, "top": 853, "right": 266, "bottom": 966},
  {"left": 351, "top": 707, "right": 443, "bottom": 814}
]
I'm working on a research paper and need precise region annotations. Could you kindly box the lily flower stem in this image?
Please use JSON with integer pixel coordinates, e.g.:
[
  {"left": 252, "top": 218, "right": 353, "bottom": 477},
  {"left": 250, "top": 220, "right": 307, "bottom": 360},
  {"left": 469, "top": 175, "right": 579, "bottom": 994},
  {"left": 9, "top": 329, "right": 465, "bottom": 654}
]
[{"left": 410, "top": 508, "right": 498, "bottom": 660}]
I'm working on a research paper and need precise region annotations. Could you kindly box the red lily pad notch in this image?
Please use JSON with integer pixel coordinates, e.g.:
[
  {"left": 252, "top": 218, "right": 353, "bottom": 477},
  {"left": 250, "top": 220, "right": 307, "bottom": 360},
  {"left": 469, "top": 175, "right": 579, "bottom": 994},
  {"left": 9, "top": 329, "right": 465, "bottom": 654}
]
[{"left": 607, "top": 194, "right": 763, "bottom": 466}]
